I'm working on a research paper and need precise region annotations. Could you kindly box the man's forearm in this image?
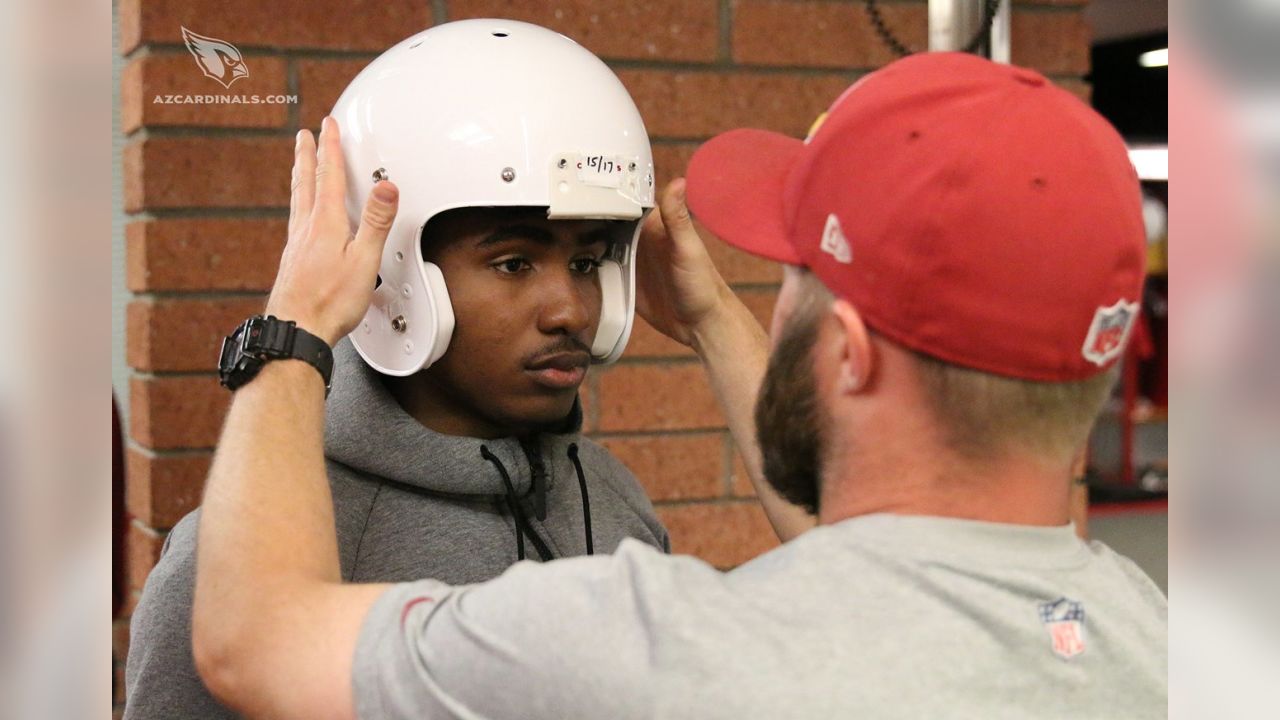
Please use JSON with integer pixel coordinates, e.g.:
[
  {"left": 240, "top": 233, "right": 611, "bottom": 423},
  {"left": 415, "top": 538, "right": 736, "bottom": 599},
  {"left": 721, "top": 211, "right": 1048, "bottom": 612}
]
[
  {"left": 692, "top": 295, "right": 817, "bottom": 542},
  {"left": 192, "top": 359, "right": 339, "bottom": 695}
]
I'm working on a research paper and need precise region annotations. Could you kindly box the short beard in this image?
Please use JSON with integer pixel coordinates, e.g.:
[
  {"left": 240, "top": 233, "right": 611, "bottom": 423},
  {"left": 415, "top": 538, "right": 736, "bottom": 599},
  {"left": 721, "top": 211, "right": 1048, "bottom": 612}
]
[{"left": 754, "top": 302, "right": 826, "bottom": 516}]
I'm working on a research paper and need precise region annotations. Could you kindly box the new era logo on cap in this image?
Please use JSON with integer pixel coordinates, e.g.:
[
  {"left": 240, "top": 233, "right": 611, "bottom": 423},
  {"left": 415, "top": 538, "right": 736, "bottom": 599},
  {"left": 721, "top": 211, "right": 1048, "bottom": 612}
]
[{"left": 820, "top": 214, "right": 852, "bottom": 264}]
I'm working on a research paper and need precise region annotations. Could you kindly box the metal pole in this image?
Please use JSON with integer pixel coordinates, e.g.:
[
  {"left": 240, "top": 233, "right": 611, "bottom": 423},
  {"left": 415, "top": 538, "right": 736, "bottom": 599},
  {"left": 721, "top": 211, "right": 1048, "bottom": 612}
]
[
  {"left": 929, "top": 0, "right": 983, "bottom": 53},
  {"left": 928, "top": 0, "right": 1011, "bottom": 62},
  {"left": 989, "top": 0, "right": 1012, "bottom": 64}
]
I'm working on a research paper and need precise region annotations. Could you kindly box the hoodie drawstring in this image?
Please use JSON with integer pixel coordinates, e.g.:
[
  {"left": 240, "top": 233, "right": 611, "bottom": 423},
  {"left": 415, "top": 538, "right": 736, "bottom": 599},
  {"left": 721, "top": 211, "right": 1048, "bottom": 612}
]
[
  {"left": 567, "top": 444, "right": 594, "bottom": 555},
  {"left": 481, "top": 445, "right": 553, "bottom": 562}
]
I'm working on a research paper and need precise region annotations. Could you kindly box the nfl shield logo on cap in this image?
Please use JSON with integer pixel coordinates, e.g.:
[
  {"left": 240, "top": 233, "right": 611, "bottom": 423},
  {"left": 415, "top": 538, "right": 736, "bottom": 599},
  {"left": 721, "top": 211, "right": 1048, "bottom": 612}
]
[
  {"left": 1082, "top": 300, "right": 1140, "bottom": 367},
  {"left": 1038, "top": 597, "right": 1087, "bottom": 659}
]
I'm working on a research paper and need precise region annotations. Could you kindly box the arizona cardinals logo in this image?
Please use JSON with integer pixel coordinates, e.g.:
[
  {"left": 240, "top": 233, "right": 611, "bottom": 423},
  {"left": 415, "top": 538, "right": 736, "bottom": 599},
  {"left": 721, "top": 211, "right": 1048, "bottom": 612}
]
[{"left": 181, "top": 27, "right": 249, "bottom": 88}]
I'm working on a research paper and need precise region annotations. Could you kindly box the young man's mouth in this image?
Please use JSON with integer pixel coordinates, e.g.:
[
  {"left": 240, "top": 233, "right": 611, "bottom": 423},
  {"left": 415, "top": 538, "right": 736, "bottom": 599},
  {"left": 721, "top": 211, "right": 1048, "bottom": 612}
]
[{"left": 524, "top": 352, "right": 590, "bottom": 390}]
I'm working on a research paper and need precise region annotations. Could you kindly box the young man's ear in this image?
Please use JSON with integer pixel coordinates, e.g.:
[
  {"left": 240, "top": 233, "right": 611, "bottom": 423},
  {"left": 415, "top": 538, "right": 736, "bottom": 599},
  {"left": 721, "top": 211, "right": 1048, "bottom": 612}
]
[{"left": 829, "top": 299, "right": 873, "bottom": 395}]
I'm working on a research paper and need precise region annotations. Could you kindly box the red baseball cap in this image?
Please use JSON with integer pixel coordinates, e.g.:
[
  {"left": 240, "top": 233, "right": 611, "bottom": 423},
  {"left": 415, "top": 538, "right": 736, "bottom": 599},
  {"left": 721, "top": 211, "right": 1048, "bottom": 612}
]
[{"left": 685, "top": 52, "right": 1146, "bottom": 382}]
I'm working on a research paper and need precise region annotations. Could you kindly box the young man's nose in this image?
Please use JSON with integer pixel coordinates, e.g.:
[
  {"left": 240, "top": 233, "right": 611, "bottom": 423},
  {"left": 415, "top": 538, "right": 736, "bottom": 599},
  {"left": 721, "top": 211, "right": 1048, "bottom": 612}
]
[{"left": 536, "top": 267, "right": 593, "bottom": 337}]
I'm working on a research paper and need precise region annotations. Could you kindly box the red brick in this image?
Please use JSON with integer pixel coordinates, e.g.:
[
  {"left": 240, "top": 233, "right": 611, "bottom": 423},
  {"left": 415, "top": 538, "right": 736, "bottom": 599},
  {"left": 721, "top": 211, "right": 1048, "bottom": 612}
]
[
  {"left": 112, "top": 617, "right": 132, "bottom": 661},
  {"left": 598, "top": 433, "right": 725, "bottom": 501},
  {"left": 618, "top": 70, "right": 853, "bottom": 139},
  {"left": 122, "top": 53, "right": 289, "bottom": 133},
  {"left": 1012, "top": 10, "right": 1091, "bottom": 76},
  {"left": 733, "top": 0, "right": 927, "bottom": 69},
  {"left": 127, "top": 218, "right": 287, "bottom": 292},
  {"left": 598, "top": 362, "right": 723, "bottom": 432},
  {"left": 130, "top": 375, "right": 229, "bottom": 450},
  {"left": 127, "top": 521, "right": 166, "bottom": 593},
  {"left": 126, "top": 448, "right": 212, "bottom": 529},
  {"left": 656, "top": 501, "right": 779, "bottom": 568},
  {"left": 451, "top": 0, "right": 719, "bottom": 62},
  {"left": 124, "top": 136, "right": 293, "bottom": 212},
  {"left": 128, "top": 297, "right": 265, "bottom": 372},
  {"left": 119, "top": 0, "right": 429, "bottom": 55},
  {"left": 1057, "top": 78, "right": 1091, "bottom": 104},
  {"left": 652, "top": 143, "right": 697, "bottom": 194},
  {"left": 297, "top": 59, "right": 373, "bottom": 130}
]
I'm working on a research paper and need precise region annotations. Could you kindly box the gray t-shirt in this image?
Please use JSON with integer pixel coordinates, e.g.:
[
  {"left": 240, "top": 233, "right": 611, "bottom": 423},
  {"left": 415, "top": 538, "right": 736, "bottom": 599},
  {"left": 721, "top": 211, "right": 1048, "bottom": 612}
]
[{"left": 354, "top": 514, "right": 1167, "bottom": 719}]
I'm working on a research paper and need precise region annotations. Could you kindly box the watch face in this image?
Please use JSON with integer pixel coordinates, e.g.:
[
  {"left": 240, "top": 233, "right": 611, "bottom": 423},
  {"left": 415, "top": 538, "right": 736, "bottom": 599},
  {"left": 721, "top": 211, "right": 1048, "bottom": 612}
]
[
  {"left": 219, "top": 329, "right": 242, "bottom": 375},
  {"left": 219, "top": 320, "right": 265, "bottom": 389}
]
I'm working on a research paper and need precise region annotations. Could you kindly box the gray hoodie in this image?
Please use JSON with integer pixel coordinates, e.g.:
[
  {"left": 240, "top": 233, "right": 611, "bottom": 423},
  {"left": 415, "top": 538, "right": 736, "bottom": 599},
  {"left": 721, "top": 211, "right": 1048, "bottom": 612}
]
[{"left": 124, "top": 339, "right": 669, "bottom": 719}]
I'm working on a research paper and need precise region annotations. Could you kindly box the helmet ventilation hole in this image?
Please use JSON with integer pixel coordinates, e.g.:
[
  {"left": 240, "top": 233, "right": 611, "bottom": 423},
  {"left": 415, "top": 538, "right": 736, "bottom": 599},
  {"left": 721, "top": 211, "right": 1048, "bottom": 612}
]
[{"left": 492, "top": 31, "right": 509, "bottom": 37}]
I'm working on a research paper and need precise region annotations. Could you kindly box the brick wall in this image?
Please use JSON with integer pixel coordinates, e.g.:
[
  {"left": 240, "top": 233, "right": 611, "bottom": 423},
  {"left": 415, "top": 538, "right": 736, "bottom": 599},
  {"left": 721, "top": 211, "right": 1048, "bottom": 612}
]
[{"left": 115, "top": 0, "right": 1092, "bottom": 714}]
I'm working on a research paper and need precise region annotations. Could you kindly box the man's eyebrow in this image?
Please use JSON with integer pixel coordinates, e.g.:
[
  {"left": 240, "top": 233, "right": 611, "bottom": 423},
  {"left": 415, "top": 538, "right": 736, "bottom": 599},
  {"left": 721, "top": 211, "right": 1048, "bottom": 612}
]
[
  {"left": 475, "top": 224, "right": 554, "bottom": 248},
  {"left": 475, "top": 224, "right": 614, "bottom": 249}
]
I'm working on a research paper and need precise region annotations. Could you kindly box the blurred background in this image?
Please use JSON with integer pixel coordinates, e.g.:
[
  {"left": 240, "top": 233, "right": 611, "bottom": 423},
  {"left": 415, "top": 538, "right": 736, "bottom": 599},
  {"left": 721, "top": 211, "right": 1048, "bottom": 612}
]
[{"left": 22, "top": 0, "right": 1280, "bottom": 717}]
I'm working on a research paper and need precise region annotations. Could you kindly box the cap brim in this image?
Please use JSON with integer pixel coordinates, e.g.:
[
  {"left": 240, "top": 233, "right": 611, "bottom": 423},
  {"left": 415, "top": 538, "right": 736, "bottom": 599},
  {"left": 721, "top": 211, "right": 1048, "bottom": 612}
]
[{"left": 686, "top": 128, "right": 804, "bottom": 265}]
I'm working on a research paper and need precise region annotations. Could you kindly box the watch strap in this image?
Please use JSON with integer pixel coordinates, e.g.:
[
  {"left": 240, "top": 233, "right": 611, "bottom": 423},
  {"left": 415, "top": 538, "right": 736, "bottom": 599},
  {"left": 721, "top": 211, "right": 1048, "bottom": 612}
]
[{"left": 288, "top": 324, "right": 334, "bottom": 393}]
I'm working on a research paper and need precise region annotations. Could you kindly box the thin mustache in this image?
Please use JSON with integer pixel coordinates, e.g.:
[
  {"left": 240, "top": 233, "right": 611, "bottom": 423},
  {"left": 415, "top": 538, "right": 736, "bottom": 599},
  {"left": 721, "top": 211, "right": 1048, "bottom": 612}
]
[{"left": 524, "top": 339, "right": 592, "bottom": 365}]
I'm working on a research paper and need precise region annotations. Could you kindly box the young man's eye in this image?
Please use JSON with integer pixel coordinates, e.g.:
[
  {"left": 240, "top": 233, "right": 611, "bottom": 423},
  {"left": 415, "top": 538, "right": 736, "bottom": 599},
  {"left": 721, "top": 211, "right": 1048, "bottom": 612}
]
[
  {"left": 493, "top": 257, "right": 530, "bottom": 274},
  {"left": 572, "top": 257, "right": 604, "bottom": 274}
]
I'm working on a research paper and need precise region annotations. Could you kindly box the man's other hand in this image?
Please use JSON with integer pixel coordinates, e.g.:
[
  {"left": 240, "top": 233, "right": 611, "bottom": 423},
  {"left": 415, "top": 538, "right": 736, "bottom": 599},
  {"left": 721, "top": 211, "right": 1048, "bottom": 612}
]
[
  {"left": 635, "top": 178, "right": 735, "bottom": 351},
  {"left": 266, "top": 116, "right": 399, "bottom": 346}
]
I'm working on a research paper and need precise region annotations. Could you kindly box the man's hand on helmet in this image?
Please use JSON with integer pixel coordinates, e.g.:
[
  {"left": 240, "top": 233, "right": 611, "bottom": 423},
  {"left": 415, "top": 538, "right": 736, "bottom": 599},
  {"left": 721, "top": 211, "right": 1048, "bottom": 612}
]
[
  {"left": 265, "top": 116, "right": 399, "bottom": 346},
  {"left": 635, "top": 178, "right": 738, "bottom": 351}
]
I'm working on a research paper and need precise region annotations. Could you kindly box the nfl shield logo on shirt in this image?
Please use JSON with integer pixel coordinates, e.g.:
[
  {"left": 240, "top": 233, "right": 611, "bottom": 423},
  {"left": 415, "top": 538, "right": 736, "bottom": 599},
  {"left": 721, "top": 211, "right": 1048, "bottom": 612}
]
[{"left": 1038, "top": 597, "right": 1086, "bottom": 659}]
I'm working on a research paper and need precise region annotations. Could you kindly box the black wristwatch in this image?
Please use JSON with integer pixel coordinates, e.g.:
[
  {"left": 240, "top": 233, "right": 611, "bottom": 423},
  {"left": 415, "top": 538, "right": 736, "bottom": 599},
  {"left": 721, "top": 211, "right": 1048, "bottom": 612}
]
[{"left": 218, "top": 315, "right": 334, "bottom": 395}]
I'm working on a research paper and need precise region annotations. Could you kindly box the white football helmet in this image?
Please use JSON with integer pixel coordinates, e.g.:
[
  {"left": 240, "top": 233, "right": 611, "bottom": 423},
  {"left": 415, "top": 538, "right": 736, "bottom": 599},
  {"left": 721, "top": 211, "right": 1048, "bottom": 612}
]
[{"left": 331, "top": 19, "right": 655, "bottom": 375}]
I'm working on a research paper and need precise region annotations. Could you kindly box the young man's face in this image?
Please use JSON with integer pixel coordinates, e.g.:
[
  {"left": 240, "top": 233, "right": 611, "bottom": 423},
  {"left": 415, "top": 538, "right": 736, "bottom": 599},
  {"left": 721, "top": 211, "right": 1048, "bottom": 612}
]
[{"left": 413, "top": 207, "right": 625, "bottom": 437}]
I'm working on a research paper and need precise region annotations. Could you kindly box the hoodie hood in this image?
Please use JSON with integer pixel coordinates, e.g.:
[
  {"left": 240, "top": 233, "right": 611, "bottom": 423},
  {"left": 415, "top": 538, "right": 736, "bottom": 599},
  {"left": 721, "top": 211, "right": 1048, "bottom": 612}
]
[{"left": 324, "top": 338, "right": 584, "bottom": 499}]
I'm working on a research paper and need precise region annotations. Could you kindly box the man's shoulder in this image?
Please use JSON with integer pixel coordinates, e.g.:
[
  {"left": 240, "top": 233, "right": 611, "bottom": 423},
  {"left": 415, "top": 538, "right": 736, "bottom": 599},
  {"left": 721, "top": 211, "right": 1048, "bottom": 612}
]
[{"left": 1084, "top": 538, "right": 1169, "bottom": 611}]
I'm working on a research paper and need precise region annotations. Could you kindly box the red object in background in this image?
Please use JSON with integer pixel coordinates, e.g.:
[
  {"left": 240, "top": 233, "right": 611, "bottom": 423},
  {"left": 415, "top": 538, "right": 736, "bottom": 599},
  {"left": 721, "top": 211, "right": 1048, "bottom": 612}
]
[
  {"left": 1117, "top": 278, "right": 1168, "bottom": 487},
  {"left": 113, "top": 396, "right": 125, "bottom": 618},
  {"left": 1119, "top": 322, "right": 1145, "bottom": 487},
  {"left": 1141, "top": 277, "right": 1169, "bottom": 408}
]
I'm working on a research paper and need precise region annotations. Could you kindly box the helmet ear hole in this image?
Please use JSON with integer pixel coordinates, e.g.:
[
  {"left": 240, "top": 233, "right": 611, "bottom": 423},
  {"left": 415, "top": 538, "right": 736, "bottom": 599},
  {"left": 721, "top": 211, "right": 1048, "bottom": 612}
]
[{"left": 592, "top": 259, "right": 626, "bottom": 358}]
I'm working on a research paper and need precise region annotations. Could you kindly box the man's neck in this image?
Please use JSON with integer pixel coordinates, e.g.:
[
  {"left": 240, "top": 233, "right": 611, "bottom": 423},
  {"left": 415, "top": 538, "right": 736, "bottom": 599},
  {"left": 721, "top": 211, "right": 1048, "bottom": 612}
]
[{"left": 817, "top": 450, "right": 1074, "bottom": 528}]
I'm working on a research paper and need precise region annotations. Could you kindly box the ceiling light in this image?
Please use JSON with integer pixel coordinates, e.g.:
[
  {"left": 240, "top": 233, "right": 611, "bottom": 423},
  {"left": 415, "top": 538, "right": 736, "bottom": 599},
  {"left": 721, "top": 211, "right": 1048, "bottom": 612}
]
[
  {"left": 1128, "top": 146, "right": 1168, "bottom": 182},
  {"left": 1139, "top": 48, "right": 1168, "bottom": 68}
]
